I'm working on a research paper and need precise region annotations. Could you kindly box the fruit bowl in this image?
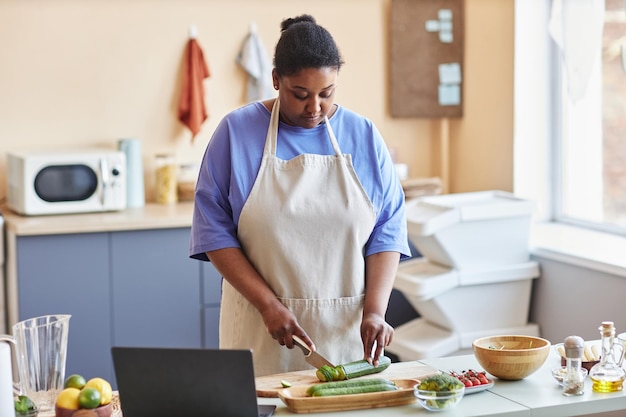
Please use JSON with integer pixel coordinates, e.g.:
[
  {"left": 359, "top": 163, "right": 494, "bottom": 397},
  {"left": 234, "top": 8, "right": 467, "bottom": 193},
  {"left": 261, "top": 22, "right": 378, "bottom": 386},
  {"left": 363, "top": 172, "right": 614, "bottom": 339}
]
[
  {"left": 414, "top": 386, "right": 465, "bottom": 412},
  {"left": 472, "top": 335, "right": 551, "bottom": 380},
  {"left": 55, "top": 403, "right": 112, "bottom": 417}
]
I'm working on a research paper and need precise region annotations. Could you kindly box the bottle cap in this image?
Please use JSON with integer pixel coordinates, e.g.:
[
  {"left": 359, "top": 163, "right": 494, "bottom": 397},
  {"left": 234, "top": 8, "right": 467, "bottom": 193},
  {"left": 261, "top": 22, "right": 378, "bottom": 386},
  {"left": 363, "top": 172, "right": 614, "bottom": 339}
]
[
  {"left": 600, "top": 321, "right": 615, "bottom": 337},
  {"left": 564, "top": 335, "right": 584, "bottom": 359}
]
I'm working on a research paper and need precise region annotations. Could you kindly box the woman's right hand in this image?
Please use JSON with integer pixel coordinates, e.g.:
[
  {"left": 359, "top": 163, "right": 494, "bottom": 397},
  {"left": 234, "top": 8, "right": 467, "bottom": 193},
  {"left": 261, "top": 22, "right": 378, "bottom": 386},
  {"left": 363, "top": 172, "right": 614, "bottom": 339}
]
[
  {"left": 207, "top": 248, "right": 315, "bottom": 350},
  {"left": 260, "top": 300, "right": 315, "bottom": 351}
]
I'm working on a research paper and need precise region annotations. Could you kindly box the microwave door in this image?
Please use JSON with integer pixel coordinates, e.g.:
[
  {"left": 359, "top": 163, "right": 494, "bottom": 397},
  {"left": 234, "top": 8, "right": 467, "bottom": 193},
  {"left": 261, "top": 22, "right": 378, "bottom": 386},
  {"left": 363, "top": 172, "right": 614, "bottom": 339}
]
[{"left": 100, "top": 157, "right": 109, "bottom": 206}]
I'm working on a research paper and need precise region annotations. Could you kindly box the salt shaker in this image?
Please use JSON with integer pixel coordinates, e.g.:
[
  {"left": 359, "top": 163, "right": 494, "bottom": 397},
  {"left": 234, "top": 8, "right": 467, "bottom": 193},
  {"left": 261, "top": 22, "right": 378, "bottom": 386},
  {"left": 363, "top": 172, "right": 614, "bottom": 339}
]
[{"left": 563, "top": 335, "right": 585, "bottom": 396}]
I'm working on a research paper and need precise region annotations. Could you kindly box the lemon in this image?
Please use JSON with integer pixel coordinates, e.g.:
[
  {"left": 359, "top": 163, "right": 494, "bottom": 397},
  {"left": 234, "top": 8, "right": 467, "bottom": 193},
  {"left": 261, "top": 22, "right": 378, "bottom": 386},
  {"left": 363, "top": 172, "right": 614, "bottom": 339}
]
[
  {"left": 64, "top": 374, "right": 87, "bottom": 390},
  {"left": 78, "top": 387, "right": 101, "bottom": 409},
  {"left": 84, "top": 377, "right": 113, "bottom": 405},
  {"left": 56, "top": 387, "right": 81, "bottom": 410}
]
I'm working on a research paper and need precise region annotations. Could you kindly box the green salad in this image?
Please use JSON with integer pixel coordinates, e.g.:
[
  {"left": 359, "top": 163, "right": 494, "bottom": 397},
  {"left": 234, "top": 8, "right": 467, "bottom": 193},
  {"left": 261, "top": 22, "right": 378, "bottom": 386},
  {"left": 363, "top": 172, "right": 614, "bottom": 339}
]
[{"left": 417, "top": 374, "right": 464, "bottom": 409}]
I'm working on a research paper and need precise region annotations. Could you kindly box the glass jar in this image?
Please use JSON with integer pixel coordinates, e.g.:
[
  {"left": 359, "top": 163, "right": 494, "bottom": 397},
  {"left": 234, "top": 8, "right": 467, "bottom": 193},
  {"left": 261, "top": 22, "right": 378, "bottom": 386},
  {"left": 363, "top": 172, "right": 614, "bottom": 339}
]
[
  {"left": 589, "top": 321, "right": 626, "bottom": 393},
  {"left": 155, "top": 153, "right": 177, "bottom": 204},
  {"left": 177, "top": 163, "right": 199, "bottom": 202}
]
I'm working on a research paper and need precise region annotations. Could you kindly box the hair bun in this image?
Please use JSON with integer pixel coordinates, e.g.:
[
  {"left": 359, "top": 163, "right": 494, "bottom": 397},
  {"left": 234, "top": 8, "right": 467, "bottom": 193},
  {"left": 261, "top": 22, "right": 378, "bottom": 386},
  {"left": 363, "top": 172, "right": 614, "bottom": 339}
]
[{"left": 280, "top": 14, "right": 316, "bottom": 31}]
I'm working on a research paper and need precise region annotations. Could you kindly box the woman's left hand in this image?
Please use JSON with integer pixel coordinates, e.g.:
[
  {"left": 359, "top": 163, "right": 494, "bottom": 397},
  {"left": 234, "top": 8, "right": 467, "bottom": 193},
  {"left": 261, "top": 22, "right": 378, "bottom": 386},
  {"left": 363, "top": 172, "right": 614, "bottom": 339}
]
[{"left": 360, "top": 312, "right": 394, "bottom": 365}]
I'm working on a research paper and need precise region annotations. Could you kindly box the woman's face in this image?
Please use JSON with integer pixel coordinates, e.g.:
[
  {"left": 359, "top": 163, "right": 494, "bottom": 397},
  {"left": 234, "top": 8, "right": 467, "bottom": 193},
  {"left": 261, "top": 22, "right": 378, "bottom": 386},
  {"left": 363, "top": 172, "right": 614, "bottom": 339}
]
[{"left": 273, "top": 67, "right": 338, "bottom": 129}]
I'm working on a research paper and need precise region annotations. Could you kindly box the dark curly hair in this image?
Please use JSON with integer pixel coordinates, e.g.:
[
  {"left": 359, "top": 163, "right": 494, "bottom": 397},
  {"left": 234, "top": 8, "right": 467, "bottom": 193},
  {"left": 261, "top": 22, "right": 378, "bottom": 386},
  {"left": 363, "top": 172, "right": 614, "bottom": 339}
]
[{"left": 273, "top": 14, "right": 344, "bottom": 77}]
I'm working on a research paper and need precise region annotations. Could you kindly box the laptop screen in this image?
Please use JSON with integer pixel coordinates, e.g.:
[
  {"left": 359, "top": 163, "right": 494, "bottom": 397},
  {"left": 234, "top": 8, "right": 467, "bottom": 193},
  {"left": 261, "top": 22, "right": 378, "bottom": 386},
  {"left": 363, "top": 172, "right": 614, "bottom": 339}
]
[{"left": 112, "top": 347, "right": 274, "bottom": 417}]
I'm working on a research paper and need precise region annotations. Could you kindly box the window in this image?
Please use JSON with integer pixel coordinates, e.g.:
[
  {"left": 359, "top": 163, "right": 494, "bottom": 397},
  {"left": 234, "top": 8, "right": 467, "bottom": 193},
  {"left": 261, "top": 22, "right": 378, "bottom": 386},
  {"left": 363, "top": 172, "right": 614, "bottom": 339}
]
[
  {"left": 515, "top": 0, "right": 626, "bottom": 237},
  {"left": 555, "top": 0, "right": 626, "bottom": 234}
]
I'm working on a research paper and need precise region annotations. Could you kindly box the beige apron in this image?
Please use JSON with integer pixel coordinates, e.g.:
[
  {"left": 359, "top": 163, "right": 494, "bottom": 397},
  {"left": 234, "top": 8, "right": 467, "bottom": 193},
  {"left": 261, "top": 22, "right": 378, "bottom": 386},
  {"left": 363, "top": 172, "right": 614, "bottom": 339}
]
[{"left": 220, "top": 99, "right": 377, "bottom": 376}]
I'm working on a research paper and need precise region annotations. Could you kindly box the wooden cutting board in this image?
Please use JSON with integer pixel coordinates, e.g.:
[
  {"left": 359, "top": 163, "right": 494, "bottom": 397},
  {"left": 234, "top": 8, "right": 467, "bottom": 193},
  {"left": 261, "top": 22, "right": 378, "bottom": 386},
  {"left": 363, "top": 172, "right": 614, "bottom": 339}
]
[{"left": 256, "top": 361, "right": 440, "bottom": 397}]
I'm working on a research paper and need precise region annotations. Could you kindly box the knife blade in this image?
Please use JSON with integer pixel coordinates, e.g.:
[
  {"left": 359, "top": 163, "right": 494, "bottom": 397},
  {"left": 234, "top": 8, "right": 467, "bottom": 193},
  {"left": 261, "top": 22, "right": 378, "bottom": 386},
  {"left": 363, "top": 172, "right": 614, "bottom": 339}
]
[{"left": 292, "top": 335, "right": 335, "bottom": 368}]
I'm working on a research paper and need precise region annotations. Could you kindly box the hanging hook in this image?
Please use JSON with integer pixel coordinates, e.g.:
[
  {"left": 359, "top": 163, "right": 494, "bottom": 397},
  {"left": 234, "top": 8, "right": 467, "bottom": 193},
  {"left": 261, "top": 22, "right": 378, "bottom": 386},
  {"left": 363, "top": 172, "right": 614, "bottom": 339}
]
[{"left": 189, "top": 24, "right": 198, "bottom": 39}]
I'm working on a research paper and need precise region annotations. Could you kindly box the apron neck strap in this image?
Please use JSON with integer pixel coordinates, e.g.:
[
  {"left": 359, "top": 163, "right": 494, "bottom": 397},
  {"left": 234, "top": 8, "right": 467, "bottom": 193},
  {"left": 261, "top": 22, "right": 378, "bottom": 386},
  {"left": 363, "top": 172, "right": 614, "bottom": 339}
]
[{"left": 264, "top": 98, "right": 342, "bottom": 156}]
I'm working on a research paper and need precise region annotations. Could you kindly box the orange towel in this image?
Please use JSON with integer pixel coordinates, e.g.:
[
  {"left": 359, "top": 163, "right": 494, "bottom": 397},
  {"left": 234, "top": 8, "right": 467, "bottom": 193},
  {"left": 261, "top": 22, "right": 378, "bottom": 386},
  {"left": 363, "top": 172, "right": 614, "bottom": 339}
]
[{"left": 178, "top": 38, "right": 210, "bottom": 141}]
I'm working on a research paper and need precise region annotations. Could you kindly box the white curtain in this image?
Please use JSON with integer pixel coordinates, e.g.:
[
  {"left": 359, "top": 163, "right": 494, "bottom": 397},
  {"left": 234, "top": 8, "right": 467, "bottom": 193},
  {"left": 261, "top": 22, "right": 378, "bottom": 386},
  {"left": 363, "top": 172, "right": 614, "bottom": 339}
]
[{"left": 548, "top": 0, "right": 605, "bottom": 102}]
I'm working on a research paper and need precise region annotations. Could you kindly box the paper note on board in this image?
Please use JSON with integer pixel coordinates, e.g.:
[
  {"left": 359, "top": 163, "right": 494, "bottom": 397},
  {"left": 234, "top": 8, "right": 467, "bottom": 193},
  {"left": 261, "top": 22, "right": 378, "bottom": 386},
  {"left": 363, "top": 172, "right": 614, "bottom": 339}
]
[
  {"left": 439, "top": 84, "right": 461, "bottom": 106},
  {"left": 439, "top": 63, "right": 462, "bottom": 84},
  {"left": 438, "top": 62, "right": 462, "bottom": 106}
]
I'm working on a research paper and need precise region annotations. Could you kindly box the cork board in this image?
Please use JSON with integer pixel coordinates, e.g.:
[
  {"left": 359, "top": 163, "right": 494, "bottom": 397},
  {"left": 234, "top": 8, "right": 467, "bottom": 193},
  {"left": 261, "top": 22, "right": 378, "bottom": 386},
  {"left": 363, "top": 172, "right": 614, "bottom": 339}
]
[{"left": 389, "top": 0, "right": 464, "bottom": 118}]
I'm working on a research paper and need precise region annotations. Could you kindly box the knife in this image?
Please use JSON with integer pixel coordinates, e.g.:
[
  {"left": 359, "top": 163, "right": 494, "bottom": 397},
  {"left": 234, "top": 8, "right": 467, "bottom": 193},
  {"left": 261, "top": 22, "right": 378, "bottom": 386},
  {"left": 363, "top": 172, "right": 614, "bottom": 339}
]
[{"left": 292, "top": 335, "right": 335, "bottom": 368}]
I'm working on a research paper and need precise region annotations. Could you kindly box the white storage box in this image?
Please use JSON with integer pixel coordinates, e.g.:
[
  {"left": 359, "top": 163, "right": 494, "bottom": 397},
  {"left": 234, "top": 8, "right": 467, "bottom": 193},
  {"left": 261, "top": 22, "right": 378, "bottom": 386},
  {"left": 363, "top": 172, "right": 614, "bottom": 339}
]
[
  {"left": 394, "top": 258, "right": 540, "bottom": 332},
  {"left": 406, "top": 190, "right": 534, "bottom": 268},
  {"left": 388, "top": 318, "right": 540, "bottom": 361},
  {"left": 388, "top": 319, "right": 458, "bottom": 360}
]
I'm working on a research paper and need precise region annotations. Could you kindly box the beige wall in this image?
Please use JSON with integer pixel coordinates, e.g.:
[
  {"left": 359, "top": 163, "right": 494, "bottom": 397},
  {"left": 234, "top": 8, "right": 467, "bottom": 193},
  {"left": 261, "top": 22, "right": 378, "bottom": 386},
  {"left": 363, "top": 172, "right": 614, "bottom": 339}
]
[{"left": 0, "top": 0, "right": 513, "bottom": 202}]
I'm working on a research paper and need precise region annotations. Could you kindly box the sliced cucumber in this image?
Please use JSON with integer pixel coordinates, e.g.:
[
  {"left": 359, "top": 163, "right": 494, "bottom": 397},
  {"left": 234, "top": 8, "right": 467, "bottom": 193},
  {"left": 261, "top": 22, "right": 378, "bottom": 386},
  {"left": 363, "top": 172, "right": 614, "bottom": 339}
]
[{"left": 316, "top": 356, "right": 392, "bottom": 382}]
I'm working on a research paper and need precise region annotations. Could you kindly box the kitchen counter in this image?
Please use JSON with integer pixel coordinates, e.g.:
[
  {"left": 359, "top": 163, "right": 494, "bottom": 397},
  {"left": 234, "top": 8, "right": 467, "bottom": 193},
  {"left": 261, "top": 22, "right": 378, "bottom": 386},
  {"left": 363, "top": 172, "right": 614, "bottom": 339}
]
[
  {"left": 258, "top": 390, "right": 528, "bottom": 416},
  {"left": 2, "top": 202, "right": 214, "bottom": 381},
  {"left": 1, "top": 202, "right": 194, "bottom": 236},
  {"left": 258, "top": 347, "right": 626, "bottom": 416}
]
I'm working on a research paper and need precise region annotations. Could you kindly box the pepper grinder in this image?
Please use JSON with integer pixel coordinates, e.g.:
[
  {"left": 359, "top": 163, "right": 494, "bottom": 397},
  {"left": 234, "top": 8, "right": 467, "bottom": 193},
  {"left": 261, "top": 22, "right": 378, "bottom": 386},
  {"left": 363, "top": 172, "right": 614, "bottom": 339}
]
[{"left": 563, "top": 335, "right": 585, "bottom": 396}]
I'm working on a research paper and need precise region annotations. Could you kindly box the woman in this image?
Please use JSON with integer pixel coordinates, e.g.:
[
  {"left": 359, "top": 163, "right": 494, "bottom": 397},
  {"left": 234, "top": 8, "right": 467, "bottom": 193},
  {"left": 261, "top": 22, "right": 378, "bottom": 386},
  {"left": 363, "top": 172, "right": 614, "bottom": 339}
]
[{"left": 190, "top": 14, "right": 410, "bottom": 376}]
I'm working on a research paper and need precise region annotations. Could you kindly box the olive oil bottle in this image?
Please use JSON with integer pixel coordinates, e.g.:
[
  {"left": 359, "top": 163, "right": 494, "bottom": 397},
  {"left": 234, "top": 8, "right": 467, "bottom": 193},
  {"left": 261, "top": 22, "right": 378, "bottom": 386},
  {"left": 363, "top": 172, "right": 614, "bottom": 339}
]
[{"left": 589, "top": 321, "right": 625, "bottom": 393}]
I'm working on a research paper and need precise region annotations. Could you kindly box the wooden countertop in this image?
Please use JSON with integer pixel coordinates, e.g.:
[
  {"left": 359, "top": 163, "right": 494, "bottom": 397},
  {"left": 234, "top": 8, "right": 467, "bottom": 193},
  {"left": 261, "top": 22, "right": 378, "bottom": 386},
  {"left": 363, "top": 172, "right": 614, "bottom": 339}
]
[{"left": 1, "top": 202, "right": 195, "bottom": 236}]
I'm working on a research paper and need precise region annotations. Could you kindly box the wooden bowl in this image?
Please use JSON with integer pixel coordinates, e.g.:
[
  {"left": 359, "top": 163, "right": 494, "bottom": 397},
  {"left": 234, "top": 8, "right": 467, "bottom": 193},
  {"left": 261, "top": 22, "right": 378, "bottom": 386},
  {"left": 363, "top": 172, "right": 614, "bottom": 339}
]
[
  {"left": 55, "top": 403, "right": 112, "bottom": 417},
  {"left": 472, "top": 335, "right": 551, "bottom": 380}
]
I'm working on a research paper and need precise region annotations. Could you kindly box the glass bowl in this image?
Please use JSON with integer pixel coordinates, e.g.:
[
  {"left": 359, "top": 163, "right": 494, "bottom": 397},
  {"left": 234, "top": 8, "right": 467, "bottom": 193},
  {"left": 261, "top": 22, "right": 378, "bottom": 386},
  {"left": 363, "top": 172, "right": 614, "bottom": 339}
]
[
  {"left": 414, "top": 386, "right": 465, "bottom": 412},
  {"left": 552, "top": 366, "right": 588, "bottom": 386},
  {"left": 553, "top": 342, "right": 601, "bottom": 372}
]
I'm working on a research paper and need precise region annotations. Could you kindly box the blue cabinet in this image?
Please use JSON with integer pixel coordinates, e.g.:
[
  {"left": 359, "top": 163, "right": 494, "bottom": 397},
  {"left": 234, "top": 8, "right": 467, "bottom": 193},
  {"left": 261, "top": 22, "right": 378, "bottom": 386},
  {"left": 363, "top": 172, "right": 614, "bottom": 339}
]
[
  {"left": 15, "top": 227, "right": 221, "bottom": 388},
  {"left": 110, "top": 229, "right": 202, "bottom": 348},
  {"left": 17, "top": 233, "right": 113, "bottom": 383},
  {"left": 200, "top": 262, "right": 222, "bottom": 348}
]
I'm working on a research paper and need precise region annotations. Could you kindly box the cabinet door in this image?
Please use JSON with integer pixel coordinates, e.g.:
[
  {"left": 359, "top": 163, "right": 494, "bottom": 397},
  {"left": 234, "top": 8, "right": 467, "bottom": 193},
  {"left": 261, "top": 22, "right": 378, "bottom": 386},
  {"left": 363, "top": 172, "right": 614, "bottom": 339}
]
[
  {"left": 16, "top": 233, "right": 113, "bottom": 382},
  {"left": 111, "top": 228, "right": 201, "bottom": 348},
  {"left": 200, "top": 262, "right": 222, "bottom": 348}
]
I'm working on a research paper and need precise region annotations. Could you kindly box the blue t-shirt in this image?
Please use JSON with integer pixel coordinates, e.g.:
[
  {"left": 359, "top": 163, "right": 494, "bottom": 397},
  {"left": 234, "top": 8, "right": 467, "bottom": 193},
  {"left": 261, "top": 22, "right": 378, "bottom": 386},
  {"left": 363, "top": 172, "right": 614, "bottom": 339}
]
[{"left": 189, "top": 101, "right": 410, "bottom": 261}]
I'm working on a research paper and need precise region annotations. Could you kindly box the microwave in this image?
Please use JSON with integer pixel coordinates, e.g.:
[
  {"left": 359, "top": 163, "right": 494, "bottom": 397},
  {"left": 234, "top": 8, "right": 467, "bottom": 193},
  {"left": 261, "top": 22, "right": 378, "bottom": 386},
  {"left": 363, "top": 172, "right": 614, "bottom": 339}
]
[{"left": 6, "top": 149, "right": 127, "bottom": 216}]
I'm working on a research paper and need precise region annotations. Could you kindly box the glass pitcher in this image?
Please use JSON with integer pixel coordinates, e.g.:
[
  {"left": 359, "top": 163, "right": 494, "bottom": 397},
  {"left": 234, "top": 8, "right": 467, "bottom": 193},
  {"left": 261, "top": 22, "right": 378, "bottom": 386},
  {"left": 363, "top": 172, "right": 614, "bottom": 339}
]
[{"left": 0, "top": 314, "right": 71, "bottom": 415}]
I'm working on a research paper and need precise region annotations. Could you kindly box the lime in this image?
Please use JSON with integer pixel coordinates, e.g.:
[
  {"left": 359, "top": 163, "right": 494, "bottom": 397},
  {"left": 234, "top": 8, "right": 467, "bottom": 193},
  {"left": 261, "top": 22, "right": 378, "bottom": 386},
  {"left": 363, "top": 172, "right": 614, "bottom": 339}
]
[
  {"left": 280, "top": 380, "right": 292, "bottom": 388},
  {"left": 64, "top": 374, "right": 87, "bottom": 390},
  {"left": 56, "top": 387, "right": 81, "bottom": 410},
  {"left": 14, "top": 395, "right": 36, "bottom": 413},
  {"left": 84, "top": 377, "right": 113, "bottom": 405},
  {"left": 78, "top": 387, "right": 101, "bottom": 409}
]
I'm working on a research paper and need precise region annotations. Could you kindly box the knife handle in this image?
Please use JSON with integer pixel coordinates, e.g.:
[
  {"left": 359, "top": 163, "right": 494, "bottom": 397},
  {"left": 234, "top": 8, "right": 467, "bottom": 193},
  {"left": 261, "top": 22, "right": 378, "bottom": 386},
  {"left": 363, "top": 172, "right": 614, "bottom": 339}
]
[{"left": 292, "top": 335, "right": 313, "bottom": 357}]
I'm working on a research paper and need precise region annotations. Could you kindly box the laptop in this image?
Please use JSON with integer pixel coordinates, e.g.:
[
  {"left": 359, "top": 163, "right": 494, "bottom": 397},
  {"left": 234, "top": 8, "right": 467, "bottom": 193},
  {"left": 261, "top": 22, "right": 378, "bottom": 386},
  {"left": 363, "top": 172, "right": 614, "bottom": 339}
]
[{"left": 112, "top": 347, "right": 276, "bottom": 417}]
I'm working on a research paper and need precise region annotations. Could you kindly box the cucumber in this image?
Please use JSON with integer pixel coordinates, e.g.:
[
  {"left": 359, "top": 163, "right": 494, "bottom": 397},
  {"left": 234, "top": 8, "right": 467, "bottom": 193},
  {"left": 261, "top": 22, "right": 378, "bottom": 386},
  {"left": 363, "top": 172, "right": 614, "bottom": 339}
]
[
  {"left": 316, "top": 365, "right": 341, "bottom": 382},
  {"left": 340, "top": 356, "right": 392, "bottom": 379},
  {"left": 316, "top": 356, "right": 392, "bottom": 382},
  {"left": 312, "top": 383, "right": 398, "bottom": 397},
  {"left": 306, "top": 378, "right": 396, "bottom": 397}
]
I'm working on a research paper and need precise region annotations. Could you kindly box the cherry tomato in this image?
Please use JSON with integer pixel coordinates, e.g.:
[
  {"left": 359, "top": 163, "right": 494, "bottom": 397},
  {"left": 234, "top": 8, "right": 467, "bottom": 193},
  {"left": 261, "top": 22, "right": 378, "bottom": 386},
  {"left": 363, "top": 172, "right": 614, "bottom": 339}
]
[
  {"left": 459, "top": 378, "right": 470, "bottom": 386},
  {"left": 477, "top": 374, "right": 489, "bottom": 385}
]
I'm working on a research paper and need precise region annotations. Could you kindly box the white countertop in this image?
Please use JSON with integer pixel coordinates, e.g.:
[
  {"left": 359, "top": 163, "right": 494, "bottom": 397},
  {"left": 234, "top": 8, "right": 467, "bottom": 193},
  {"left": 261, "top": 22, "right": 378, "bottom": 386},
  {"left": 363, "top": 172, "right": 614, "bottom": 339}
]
[
  {"left": 258, "top": 390, "right": 529, "bottom": 417},
  {"left": 258, "top": 347, "right": 626, "bottom": 416}
]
